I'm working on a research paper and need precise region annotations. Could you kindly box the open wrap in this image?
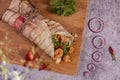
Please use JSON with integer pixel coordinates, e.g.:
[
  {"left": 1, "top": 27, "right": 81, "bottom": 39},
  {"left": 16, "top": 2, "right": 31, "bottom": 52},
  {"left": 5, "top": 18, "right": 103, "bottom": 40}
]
[{"left": 1, "top": 0, "right": 74, "bottom": 61}]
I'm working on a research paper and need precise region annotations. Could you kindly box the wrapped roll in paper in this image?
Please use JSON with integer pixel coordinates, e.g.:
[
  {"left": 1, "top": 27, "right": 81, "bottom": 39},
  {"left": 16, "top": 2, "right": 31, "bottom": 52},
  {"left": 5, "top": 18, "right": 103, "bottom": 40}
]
[
  {"left": 1, "top": 0, "right": 74, "bottom": 62},
  {"left": 7, "top": 0, "right": 74, "bottom": 42},
  {"left": 8, "top": 0, "right": 35, "bottom": 17},
  {"left": 2, "top": 10, "right": 55, "bottom": 58}
]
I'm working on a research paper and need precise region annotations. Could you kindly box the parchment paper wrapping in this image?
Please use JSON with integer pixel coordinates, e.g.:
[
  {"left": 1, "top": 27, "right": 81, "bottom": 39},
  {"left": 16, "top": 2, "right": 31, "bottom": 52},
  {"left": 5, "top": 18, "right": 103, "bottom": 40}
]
[{"left": 1, "top": 0, "right": 74, "bottom": 58}]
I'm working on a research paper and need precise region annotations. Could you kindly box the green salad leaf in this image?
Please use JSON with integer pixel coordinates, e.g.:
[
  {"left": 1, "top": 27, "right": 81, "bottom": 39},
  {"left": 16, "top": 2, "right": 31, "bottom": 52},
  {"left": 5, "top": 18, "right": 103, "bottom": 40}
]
[{"left": 50, "top": 0, "right": 77, "bottom": 16}]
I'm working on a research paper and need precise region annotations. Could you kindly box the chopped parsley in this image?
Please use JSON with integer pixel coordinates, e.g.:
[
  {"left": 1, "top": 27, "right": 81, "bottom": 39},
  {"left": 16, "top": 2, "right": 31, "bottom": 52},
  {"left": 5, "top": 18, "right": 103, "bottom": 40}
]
[{"left": 50, "top": 0, "right": 77, "bottom": 16}]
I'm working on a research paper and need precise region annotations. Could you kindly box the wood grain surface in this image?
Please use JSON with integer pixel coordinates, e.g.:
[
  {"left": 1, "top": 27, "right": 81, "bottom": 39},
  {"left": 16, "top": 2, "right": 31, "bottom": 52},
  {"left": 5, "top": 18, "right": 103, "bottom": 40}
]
[
  {"left": 0, "top": 0, "right": 12, "bottom": 18},
  {"left": 0, "top": 0, "right": 88, "bottom": 75}
]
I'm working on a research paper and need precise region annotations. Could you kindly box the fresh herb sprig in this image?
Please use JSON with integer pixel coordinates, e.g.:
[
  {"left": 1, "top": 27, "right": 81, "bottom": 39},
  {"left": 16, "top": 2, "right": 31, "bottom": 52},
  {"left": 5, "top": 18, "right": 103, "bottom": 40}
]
[{"left": 50, "top": 0, "right": 77, "bottom": 16}]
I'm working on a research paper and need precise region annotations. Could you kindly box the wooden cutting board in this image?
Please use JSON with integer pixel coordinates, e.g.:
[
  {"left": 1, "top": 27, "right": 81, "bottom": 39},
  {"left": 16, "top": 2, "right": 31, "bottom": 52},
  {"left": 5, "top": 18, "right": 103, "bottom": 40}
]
[{"left": 0, "top": 0, "right": 88, "bottom": 75}]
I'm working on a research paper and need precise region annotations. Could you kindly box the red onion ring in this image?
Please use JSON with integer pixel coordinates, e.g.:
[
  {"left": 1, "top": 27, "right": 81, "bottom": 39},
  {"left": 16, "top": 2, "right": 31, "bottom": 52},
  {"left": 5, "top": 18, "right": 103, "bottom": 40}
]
[
  {"left": 87, "top": 63, "right": 96, "bottom": 71},
  {"left": 83, "top": 71, "right": 90, "bottom": 78},
  {"left": 92, "top": 35, "right": 105, "bottom": 49},
  {"left": 88, "top": 18, "right": 104, "bottom": 33},
  {"left": 14, "top": 16, "right": 26, "bottom": 31},
  {"left": 92, "top": 51, "right": 102, "bottom": 62}
]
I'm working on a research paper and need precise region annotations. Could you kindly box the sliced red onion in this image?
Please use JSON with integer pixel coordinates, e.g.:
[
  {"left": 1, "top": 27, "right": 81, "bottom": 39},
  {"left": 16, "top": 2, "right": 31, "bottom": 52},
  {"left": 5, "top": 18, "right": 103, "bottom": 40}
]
[
  {"left": 92, "top": 35, "right": 105, "bottom": 49},
  {"left": 92, "top": 51, "right": 102, "bottom": 62},
  {"left": 88, "top": 18, "right": 104, "bottom": 33},
  {"left": 83, "top": 71, "right": 90, "bottom": 78},
  {"left": 87, "top": 63, "right": 96, "bottom": 71}
]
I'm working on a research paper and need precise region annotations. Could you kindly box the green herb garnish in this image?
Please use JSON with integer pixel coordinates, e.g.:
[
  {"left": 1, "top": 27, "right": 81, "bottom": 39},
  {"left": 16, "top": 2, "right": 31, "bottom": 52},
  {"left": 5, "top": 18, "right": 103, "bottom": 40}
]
[
  {"left": 50, "top": 0, "right": 77, "bottom": 16},
  {"left": 51, "top": 35, "right": 72, "bottom": 55}
]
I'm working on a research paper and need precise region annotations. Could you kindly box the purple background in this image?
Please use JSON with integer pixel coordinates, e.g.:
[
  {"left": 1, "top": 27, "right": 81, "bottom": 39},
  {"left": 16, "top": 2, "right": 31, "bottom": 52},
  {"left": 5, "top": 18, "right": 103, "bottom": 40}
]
[{"left": 1, "top": 0, "right": 120, "bottom": 80}]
